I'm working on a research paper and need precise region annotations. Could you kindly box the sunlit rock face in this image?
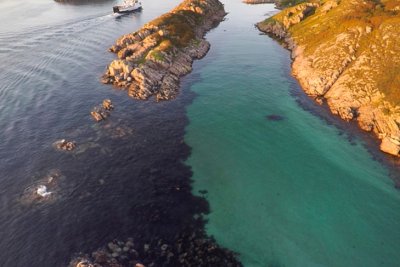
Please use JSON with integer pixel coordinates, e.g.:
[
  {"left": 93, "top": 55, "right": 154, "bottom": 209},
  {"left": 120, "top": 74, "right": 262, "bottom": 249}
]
[
  {"left": 257, "top": 0, "right": 400, "bottom": 156},
  {"left": 102, "top": 0, "right": 226, "bottom": 101}
]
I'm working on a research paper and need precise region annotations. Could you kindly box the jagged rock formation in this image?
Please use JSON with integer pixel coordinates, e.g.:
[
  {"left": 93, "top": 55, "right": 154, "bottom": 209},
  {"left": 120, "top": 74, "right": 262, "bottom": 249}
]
[
  {"left": 102, "top": 0, "right": 226, "bottom": 101},
  {"left": 257, "top": 0, "right": 400, "bottom": 157}
]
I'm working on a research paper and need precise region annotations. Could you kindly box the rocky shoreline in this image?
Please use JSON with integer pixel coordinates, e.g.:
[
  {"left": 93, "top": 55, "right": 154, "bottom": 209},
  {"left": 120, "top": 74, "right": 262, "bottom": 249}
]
[
  {"left": 257, "top": 1, "right": 400, "bottom": 158},
  {"left": 73, "top": 2, "right": 243, "bottom": 266},
  {"left": 242, "top": 0, "right": 275, "bottom": 4},
  {"left": 102, "top": 0, "right": 226, "bottom": 101},
  {"left": 69, "top": 229, "right": 242, "bottom": 267}
]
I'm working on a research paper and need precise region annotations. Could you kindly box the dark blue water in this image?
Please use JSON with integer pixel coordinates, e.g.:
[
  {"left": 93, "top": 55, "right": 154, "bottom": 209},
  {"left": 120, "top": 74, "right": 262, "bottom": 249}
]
[
  {"left": 1, "top": 1, "right": 399, "bottom": 266},
  {"left": 0, "top": 0, "right": 214, "bottom": 266}
]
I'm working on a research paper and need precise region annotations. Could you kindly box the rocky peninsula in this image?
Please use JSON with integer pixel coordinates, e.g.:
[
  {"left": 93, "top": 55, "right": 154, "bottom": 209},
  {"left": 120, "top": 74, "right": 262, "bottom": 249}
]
[
  {"left": 102, "top": 0, "right": 226, "bottom": 101},
  {"left": 257, "top": 0, "right": 400, "bottom": 157}
]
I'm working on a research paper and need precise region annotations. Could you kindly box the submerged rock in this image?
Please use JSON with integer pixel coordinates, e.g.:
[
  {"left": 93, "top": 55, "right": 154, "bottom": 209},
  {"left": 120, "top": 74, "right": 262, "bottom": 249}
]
[
  {"left": 75, "top": 260, "right": 94, "bottom": 267},
  {"left": 69, "top": 231, "right": 242, "bottom": 267},
  {"left": 266, "top": 114, "right": 285, "bottom": 121},
  {"left": 20, "top": 169, "right": 63, "bottom": 205}
]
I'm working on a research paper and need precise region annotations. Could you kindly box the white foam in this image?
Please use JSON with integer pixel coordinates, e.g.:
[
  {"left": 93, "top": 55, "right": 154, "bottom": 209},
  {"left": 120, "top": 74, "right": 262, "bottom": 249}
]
[{"left": 37, "top": 185, "right": 52, "bottom": 197}]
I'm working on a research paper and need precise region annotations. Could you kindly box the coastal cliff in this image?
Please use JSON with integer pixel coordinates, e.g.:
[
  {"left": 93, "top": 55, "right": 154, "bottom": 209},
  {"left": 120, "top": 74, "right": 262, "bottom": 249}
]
[
  {"left": 257, "top": 0, "right": 400, "bottom": 157},
  {"left": 102, "top": 0, "right": 226, "bottom": 101}
]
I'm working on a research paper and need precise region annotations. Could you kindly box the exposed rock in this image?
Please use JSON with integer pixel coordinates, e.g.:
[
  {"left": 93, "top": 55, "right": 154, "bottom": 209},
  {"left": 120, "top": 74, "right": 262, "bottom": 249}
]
[
  {"left": 380, "top": 137, "right": 400, "bottom": 156},
  {"left": 75, "top": 260, "right": 94, "bottom": 267},
  {"left": 315, "top": 96, "right": 324, "bottom": 105},
  {"left": 91, "top": 110, "right": 106, "bottom": 122},
  {"left": 102, "top": 99, "right": 114, "bottom": 111},
  {"left": 91, "top": 100, "right": 115, "bottom": 122},
  {"left": 20, "top": 169, "right": 62, "bottom": 205},
  {"left": 102, "top": 0, "right": 226, "bottom": 101},
  {"left": 53, "top": 139, "right": 76, "bottom": 151},
  {"left": 69, "top": 231, "right": 242, "bottom": 267},
  {"left": 257, "top": 0, "right": 400, "bottom": 157}
]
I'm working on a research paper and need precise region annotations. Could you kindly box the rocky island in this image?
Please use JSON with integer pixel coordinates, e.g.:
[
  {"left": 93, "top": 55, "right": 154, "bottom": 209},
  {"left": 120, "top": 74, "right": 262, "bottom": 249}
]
[
  {"left": 257, "top": 0, "right": 400, "bottom": 157},
  {"left": 102, "top": 0, "right": 226, "bottom": 101}
]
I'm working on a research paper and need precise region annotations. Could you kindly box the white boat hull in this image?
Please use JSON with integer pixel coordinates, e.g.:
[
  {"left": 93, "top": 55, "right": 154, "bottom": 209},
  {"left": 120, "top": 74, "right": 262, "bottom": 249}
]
[{"left": 113, "top": 3, "right": 142, "bottom": 13}]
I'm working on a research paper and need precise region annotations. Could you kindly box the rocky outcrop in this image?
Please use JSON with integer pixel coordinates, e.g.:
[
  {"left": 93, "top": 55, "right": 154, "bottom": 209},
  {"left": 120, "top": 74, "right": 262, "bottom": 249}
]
[
  {"left": 69, "top": 231, "right": 242, "bottom": 267},
  {"left": 91, "top": 99, "right": 114, "bottom": 122},
  {"left": 242, "top": 0, "right": 275, "bottom": 4},
  {"left": 257, "top": 0, "right": 400, "bottom": 157},
  {"left": 102, "top": 0, "right": 226, "bottom": 101},
  {"left": 53, "top": 139, "right": 76, "bottom": 151}
]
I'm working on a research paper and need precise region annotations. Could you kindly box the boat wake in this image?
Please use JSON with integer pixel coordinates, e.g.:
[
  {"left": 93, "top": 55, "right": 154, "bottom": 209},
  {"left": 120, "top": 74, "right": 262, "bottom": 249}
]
[{"left": 0, "top": 12, "right": 114, "bottom": 53}]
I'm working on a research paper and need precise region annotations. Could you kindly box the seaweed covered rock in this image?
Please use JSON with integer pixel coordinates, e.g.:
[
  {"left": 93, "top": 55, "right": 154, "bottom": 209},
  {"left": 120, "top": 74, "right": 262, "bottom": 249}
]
[{"left": 69, "top": 230, "right": 242, "bottom": 267}]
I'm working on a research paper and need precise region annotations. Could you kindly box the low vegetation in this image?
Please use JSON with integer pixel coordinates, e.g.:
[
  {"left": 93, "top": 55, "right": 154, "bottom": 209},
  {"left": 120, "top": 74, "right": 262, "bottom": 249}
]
[
  {"left": 258, "top": 0, "right": 400, "bottom": 156},
  {"left": 260, "top": 0, "right": 400, "bottom": 105}
]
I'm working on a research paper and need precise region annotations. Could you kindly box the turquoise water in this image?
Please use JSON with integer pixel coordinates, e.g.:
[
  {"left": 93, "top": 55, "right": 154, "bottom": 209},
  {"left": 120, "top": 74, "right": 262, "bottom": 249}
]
[{"left": 185, "top": 2, "right": 400, "bottom": 267}]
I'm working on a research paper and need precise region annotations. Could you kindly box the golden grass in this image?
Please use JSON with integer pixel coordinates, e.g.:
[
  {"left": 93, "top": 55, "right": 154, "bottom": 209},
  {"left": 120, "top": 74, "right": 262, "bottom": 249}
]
[{"left": 260, "top": 0, "right": 400, "bottom": 105}]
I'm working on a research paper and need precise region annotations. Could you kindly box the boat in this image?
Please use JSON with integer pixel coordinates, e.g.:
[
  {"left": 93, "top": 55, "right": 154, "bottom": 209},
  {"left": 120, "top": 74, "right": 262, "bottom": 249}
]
[{"left": 113, "top": 0, "right": 142, "bottom": 14}]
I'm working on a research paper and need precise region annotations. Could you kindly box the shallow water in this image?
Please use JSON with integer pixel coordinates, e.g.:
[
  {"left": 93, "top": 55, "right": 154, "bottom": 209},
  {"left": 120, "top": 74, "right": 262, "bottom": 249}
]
[
  {"left": 1, "top": 0, "right": 399, "bottom": 266},
  {"left": 185, "top": 2, "right": 400, "bottom": 267}
]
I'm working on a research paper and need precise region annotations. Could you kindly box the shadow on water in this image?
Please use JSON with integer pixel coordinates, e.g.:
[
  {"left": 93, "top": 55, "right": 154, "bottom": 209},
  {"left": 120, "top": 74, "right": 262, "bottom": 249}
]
[
  {"left": 278, "top": 53, "right": 400, "bottom": 187},
  {"left": 63, "top": 71, "right": 241, "bottom": 266},
  {"left": 0, "top": 1, "right": 241, "bottom": 265},
  {"left": 261, "top": 21, "right": 400, "bottom": 185},
  {"left": 0, "top": 63, "right": 240, "bottom": 266},
  {"left": 2, "top": 78, "right": 204, "bottom": 266}
]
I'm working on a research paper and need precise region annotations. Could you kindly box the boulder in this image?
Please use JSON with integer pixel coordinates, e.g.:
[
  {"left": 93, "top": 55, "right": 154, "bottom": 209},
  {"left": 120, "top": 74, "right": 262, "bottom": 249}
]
[
  {"left": 102, "top": 99, "right": 114, "bottom": 111},
  {"left": 54, "top": 139, "right": 76, "bottom": 151},
  {"left": 91, "top": 111, "right": 104, "bottom": 122},
  {"left": 380, "top": 137, "right": 400, "bottom": 156}
]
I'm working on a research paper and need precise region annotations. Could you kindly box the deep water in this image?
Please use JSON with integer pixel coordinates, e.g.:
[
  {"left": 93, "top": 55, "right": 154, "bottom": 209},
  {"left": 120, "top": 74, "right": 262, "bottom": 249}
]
[
  {"left": 0, "top": 0, "right": 213, "bottom": 266},
  {"left": 185, "top": 2, "right": 400, "bottom": 267}
]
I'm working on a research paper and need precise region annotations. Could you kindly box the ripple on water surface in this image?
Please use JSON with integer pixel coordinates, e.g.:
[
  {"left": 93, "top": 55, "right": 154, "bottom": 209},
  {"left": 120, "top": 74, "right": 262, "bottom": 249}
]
[{"left": 0, "top": 0, "right": 211, "bottom": 266}]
